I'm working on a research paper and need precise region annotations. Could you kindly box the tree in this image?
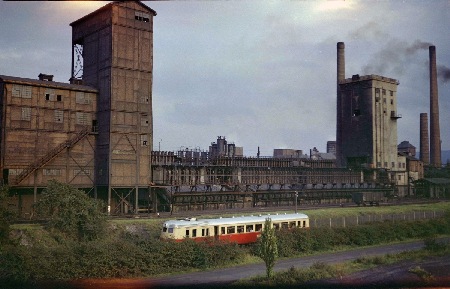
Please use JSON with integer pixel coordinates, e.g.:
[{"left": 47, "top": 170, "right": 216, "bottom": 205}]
[
  {"left": 34, "top": 180, "right": 107, "bottom": 241},
  {"left": 256, "top": 218, "right": 278, "bottom": 279},
  {"left": 0, "top": 185, "right": 16, "bottom": 246}
]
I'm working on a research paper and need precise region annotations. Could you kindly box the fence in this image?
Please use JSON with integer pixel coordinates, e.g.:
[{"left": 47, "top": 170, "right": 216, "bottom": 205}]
[{"left": 310, "top": 210, "right": 446, "bottom": 228}]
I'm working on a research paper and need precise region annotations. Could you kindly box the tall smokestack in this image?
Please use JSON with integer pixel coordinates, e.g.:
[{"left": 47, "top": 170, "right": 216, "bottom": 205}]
[
  {"left": 419, "top": 113, "right": 430, "bottom": 164},
  {"left": 336, "top": 42, "right": 345, "bottom": 166},
  {"left": 429, "top": 46, "right": 441, "bottom": 167}
]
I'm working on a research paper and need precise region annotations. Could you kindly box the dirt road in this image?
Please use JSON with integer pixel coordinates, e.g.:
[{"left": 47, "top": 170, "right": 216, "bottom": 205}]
[{"left": 72, "top": 238, "right": 450, "bottom": 289}]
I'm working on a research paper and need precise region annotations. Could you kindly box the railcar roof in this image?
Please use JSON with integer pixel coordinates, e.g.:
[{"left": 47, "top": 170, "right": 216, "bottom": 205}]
[{"left": 162, "top": 213, "right": 308, "bottom": 228}]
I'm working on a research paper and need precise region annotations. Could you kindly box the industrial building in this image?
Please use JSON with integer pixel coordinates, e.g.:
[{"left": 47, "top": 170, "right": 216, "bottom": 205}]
[
  {"left": 1, "top": 1, "right": 156, "bottom": 216},
  {"left": 0, "top": 2, "right": 442, "bottom": 216}
]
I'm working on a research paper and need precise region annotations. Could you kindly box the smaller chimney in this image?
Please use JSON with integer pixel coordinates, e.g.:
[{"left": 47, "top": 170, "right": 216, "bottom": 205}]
[
  {"left": 419, "top": 113, "right": 429, "bottom": 164},
  {"left": 38, "top": 73, "right": 54, "bottom": 81}
]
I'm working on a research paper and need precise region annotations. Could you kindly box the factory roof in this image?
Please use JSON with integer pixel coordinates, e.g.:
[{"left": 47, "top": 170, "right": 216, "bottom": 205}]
[
  {"left": 0, "top": 75, "right": 98, "bottom": 93},
  {"left": 70, "top": 1, "right": 157, "bottom": 27},
  {"left": 339, "top": 74, "right": 399, "bottom": 85}
]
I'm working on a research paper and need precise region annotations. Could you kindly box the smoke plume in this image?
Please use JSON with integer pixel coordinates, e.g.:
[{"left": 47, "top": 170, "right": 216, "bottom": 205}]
[
  {"left": 361, "top": 39, "right": 433, "bottom": 77},
  {"left": 438, "top": 65, "right": 450, "bottom": 83}
]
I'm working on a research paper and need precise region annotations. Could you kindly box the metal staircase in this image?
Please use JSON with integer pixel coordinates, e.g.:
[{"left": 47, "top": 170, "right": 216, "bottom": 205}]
[{"left": 12, "top": 128, "right": 90, "bottom": 186}]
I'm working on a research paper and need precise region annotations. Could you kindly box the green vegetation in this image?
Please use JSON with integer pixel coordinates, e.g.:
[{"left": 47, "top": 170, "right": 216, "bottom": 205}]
[
  {"left": 34, "top": 180, "right": 107, "bottom": 241},
  {"left": 239, "top": 237, "right": 450, "bottom": 287},
  {"left": 255, "top": 218, "right": 278, "bottom": 278},
  {"left": 1, "top": 192, "right": 450, "bottom": 286}
]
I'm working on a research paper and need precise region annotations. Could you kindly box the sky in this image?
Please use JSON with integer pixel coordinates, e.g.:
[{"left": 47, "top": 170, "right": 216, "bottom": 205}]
[{"left": 0, "top": 1, "right": 449, "bottom": 157}]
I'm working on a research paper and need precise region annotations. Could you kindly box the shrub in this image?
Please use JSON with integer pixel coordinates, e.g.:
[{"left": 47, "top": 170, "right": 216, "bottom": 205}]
[{"left": 34, "top": 180, "right": 107, "bottom": 241}]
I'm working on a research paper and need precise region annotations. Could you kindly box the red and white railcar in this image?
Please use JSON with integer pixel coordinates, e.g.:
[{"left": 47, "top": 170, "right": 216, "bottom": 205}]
[{"left": 160, "top": 212, "right": 309, "bottom": 244}]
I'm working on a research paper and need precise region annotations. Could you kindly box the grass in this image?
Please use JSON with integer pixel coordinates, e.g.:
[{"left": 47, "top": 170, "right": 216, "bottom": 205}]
[{"left": 237, "top": 240, "right": 450, "bottom": 287}]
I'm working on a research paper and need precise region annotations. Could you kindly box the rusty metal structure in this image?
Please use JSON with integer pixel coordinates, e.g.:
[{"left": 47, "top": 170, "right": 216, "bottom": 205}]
[{"left": 151, "top": 150, "right": 394, "bottom": 213}]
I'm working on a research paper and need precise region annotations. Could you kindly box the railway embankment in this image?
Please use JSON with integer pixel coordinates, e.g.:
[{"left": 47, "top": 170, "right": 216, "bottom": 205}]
[{"left": 2, "top": 202, "right": 450, "bottom": 287}]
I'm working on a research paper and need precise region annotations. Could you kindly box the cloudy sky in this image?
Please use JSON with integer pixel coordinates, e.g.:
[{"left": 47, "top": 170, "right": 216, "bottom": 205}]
[{"left": 0, "top": 1, "right": 449, "bottom": 156}]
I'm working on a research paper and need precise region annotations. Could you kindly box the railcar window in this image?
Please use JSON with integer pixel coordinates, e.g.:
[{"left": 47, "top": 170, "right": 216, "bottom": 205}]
[
  {"left": 237, "top": 225, "right": 244, "bottom": 233},
  {"left": 192, "top": 229, "right": 197, "bottom": 237},
  {"left": 255, "top": 224, "right": 263, "bottom": 231},
  {"left": 303, "top": 221, "right": 306, "bottom": 227},
  {"left": 289, "top": 221, "right": 296, "bottom": 228},
  {"left": 227, "top": 226, "right": 235, "bottom": 234},
  {"left": 221, "top": 227, "right": 225, "bottom": 235},
  {"left": 202, "top": 228, "right": 209, "bottom": 236},
  {"left": 281, "top": 222, "right": 288, "bottom": 229},
  {"left": 186, "top": 230, "right": 190, "bottom": 237},
  {"left": 168, "top": 228, "right": 173, "bottom": 233},
  {"left": 246, "top": 224, "right": 254, "bottom": 232},
  {"left": 163, "top": 227, "right": 167, "bottom": 232},
  {"left": 273, "top": 223, "right": 280, "bottom": 230}
]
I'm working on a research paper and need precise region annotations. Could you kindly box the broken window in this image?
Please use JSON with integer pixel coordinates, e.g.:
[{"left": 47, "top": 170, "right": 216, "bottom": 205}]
[
  {"left": 135, "top": 11, "right": 150, "bottom": 22},
  {"left": 54, "top": 110, "right": 64, "bottom": 123},
  {"left": 352, "top": 109, "right": 361, "bottom": 117},
  {"left": 21, "top": 107, "right": 31, "bottom": 121}
]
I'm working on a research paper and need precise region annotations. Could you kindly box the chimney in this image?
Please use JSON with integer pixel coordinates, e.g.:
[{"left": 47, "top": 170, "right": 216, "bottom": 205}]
[
  {"left": 419, "top": 113, "right": 430, "bottom": 164},
  {"left": 336, "top": 42, "right": 345, "bottom": 167},
  {"left": 429, "top": 46, "right": 441, "bottom": 167},
  {"left": 38, "top": 73, "right": 54, "bottom": 81}
]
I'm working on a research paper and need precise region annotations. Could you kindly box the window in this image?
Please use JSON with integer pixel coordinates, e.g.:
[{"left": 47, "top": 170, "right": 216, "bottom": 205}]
[
  {"left": 56, "top": 95, "right": 62, "bottom": 101},
  {"left": 398, "top": 175, "right": 402, "bottom": 181},
  {"left": 390, "top": 91, "right": 394, "bottom": 96},
  {"left": 281, "top": 222, "right": 289, "bottom": 229},
  {"left": 192, "top": 229, "right": 197, "bottom": 238},
  {"left": 168, "top": 228, "right": 173, "bottom": 233},
  {"left": 43, "top": 169, "right": 61, "bottom": 176},
  {"left": 391, "top": 162, "right": 395, "bottom": 168},
  {"left": 185, "top": 230, "right": 190, "bottom": 237},
  {"left": 76, "top": 92, "right": 91, "bottom": 104},
  {"left": 289, "top": 221, "right": 296, "bottom": 228},
  {"left": 246, "top": 224, "right": 254, "bottom": 232},
  {"left": 201, "top": 228, "right": 209, "bottom": 236},
  {"left": 384, "top": 162, "right": 388, "bottom": 168},
  {"left": 227, "top": 226, "right": 235, "bottom": 234},
  {"left": 141, "top": 135, "right": 148, "bottom": 147},
  {"left": 12, "top": 85, "right": 31, "bottom": 98},
  {"left": 76, "top": 112, "right": 88, "bottom": 125},
  {"left": 74, "top": 169, "right": 91, "bottom": 176},
  {"left": 141, "top": 117, "right": 149, "bottom": 127},
  {"left": 382, "top": 89, "right": 386, "bottom": 95},
  {"left": 255, "top": 224, "right": 263, "bottom": 231},
  {"left": 221, "top": 227, "right": 225, "bottom": 235},
  {"left": 237, "top": 225, "right": 244, "bottom": 233},
  {"left": 135, "top": 11, "right": 150, "bottom": 22},
  {"left": 303, "top": 221, "right": 306, "bottom": 227},
  {"left": 273, "top": 223, "right": 280, "bottom": 230},
  {"left": 21, "top": 107, "right": 31, "bottom": 121},
  {"left": 352, "top": 109, "right": 361, "bottom": 117},
  {"left": 391, "top": 99, "right": 394, "bottom": 105},
  {"left": 45, "top": 89, "right": 55, "bottom": 101},
  {"left": 54, "top": 110, "right": 64, "bottom": 123}
]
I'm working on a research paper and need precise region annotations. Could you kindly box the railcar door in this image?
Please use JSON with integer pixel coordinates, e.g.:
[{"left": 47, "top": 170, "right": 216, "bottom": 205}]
[{"left": 214, "top": 226, "right": 219, "bottom": 241}]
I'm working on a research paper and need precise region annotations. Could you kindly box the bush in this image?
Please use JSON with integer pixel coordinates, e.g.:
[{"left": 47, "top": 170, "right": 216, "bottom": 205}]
[{"left": 34, "top": 180, "right": 107, "bottom": 241}]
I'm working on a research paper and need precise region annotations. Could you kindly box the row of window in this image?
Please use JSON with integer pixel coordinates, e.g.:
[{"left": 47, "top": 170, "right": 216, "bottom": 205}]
[
  {"left": 8, "top": 168, "right": 91, "bottom": 176},
  {"left": 183, "top": 220, "right": 308, "bottom": 238},
  {"left": 12, "top": 85, "right": 93, "bottom": 104},
  {"left": 376, "top": 162, "right": 406, "bottom": 169},
  {"left": 19, "top": 108, "right": 90, "bottom": 125}
]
